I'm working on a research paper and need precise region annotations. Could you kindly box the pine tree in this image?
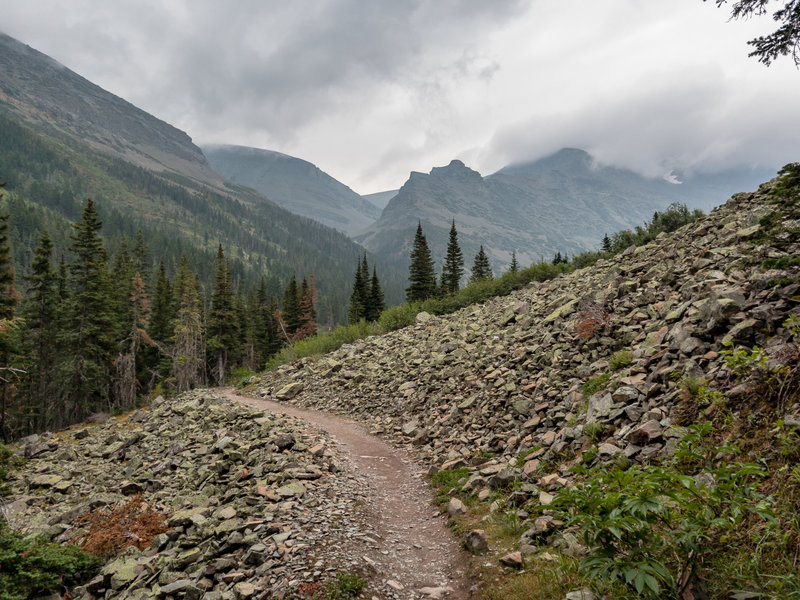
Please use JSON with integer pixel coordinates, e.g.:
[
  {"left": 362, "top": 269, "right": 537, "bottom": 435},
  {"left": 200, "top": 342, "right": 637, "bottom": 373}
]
[
  {"left": 172, "top": 256, "right": 204, "bottom": 392},
  {"left": 63, "top": 199, "right": 116, "bottom": 421},
  {"left": 113, "top": 272, "right": 151, "bottom": 409},
  {"left": 602, "top": 234, "right": 612, "bottom": 253},
  {"left": 131, "top": 230, "right": 150, "bottom": 277},
  {"left": 365, "top": 266, "right": 385, "bottom": 322},
  {"left": 148, "top": 262, "right": 174, "bottom": 344},
  {"left": 348, "top": 255, "right": 369, "bottom": 324},
  {"left": 509, "top": 251, "right": 519, "bottom": 274},
  {"left": 111, "top": 236, "right": 134, "bottom": 340},
  {"left": 207, "top": 245, "right": 239, "bottom": 384},
  {"left": 0, "top": 190, "right": 22, "bottom": 440},
  {"left": 22, "top": 231, "right": 58, "bottom": 432},
  {"left": 441, "top": 219, "right": 464, "bottom": 295},
  {"left": 281, "top": 275, "right": 301, "bottom": 335},
  {"left": 406, "top": 222, "right": 436, "bottom": 302},
  {"left": 296, "top": 275, "right": 318, "bottom": 340},
  {"left": 470, "top": 245, "right": 492, "bottom": 283},
  {"left": 254, "top": 276, "right": 280, "bottom": 366}
]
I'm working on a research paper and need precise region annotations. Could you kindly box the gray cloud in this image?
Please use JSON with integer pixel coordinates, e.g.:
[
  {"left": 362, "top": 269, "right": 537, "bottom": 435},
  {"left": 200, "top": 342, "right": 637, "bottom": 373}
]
[{"left": 0, "top": 0, "right": 798, "bottom": 192}]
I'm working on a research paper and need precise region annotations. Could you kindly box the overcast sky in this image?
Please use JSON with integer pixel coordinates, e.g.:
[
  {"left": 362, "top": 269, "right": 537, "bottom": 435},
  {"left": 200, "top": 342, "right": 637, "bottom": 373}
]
[{"left": 1, "top": 0, "right": 798, "bottom": 193}]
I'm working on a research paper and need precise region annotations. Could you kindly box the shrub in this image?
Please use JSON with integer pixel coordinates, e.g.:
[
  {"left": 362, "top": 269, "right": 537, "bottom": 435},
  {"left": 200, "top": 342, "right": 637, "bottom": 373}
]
[
  {"left": 608, "top": 350, "right": 633, "bottom": 371},
  {"left": 582, "top": 374, "right": 610, "bottom": 396},
  {"left": 584, "top": 422, "right": 606, "bottom": 443},
  {"left": 0, "top": 524, "right": 100, "bottom": 600},
  {"left": 555, "top": 429, "right": 775, "bottom": 599},
  {"left": 74, "top": 494, "right": 169, "bottom": 558}
]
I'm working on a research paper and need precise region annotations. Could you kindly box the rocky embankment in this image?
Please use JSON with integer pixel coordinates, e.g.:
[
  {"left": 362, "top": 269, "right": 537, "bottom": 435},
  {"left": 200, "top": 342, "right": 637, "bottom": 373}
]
[
  {"left": 251, "top": 180, "right": 799, "bottom": 552},
  {"left": 6, "top": 394, "right": 376, "bottom": 599}
]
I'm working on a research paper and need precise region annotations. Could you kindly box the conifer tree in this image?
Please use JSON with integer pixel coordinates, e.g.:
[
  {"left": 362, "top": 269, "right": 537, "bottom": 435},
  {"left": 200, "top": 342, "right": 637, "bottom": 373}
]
[
  {"left": 296, "top": 275, "right": 318, "bottom": 340},
  {"left": 207, "top": 245, "right": 239, "bottom": 384},
  {"left": 509, "top": 251, "right": 519, "bottom": 274},
  {"left": 365, "top": 266, "right": 385, "bottom": 322},
  {"left": 441, "top": 219, "right": 464, "bottom": 295},
  {"left": 602, "top": 233, "right": 612, "bottom": 253},
  {"left": 470, "top": 245, "right": 492, "bottom": 283},
  {"left": 348, "top": 255, "right": 369, "bottom": 324},
  {"left": 131, "top": 230, "right": 150, "bottom": 277},
  {"left": 63, "top": 199, "right": 116, "bottom": 420},
  {"left": 406, "top": 222, "right": 436, "bottom": 302},
  {"left": 113, "top": 272, "right": 151, "bottom": 409},
  {"left": 148, "top": 262, "right": 174, "bottom": 344},
  {"left": 172, "top": 256, "right": 204, "bottom": 391},
  {"left": 111, "top": 236, "right": 134, "bottom": 339},
  {"left": 22, "top": 231, "right": 58, "bottom": 431},
  {"left": 0, "top": 191, "right": 22, "bottom": 441},
  {"left": 281, "top": 275, "right": 301, "bottom": 335},
  {"left": 254, "top": 276, "right": 280, "bottom": 366}
]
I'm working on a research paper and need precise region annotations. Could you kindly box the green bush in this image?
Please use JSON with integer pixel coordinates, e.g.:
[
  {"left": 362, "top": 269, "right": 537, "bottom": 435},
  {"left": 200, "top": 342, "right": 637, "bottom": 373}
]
[
  {"left": 582, "top": 374, "right": 610, "bottom": 396},
  {"left": 321, "top": 572, "right": 367, "bottom": 600},
  {"left": 0, "top": 444, "right": 23, "bottom": 498},
  {"left": 555, "top": 428, "right": 775, "bottom": 599},
  {"left": 0, "top": 521, "right": 100, "bottom": 600},
  {"left": 608, "top": 350, "right": 633, "bottom": 371},
  {"left": 378, "top": 302, "right": 420, "bottom": 332},
  {"left": 584, "top": 422, "right": 606, "bottom": 443}
]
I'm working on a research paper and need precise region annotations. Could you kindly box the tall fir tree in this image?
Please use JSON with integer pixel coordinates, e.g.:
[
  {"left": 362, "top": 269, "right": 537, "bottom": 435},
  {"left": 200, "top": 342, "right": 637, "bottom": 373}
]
[
  {"left": 131, "top": 230, "right": 150, "bottom": 278},
  {"left": 281, "top": 275, "right": 301, "bottom": 335},
  {"left": 406, "top": 222, "right": 436, "bottom": 302},
  {"left": 63, "top": 199, "right": 116, "bottom": 421},
  {"left": 470, "top": 245, "right": 492, "bottom": 283},
  {"left": 113, "top": 272, "right": 151, "bottom": 409},
  {"left": 254, "top": 276, "right": 280, "bottom": 366},
  {"left": 441, "top": 219, "right": 464, "bottom": 295},
  {"left": 365, "top": 266, "right": 385, "bottom": 322},
  {"left": 0, "top": 190, "right": 22, "bottom": 441},
  {"left": 509, "top": 251, "right": 519, "bottom": 274},
  {"left": 207, "top": 245, "right": 239, "bottom": 384},
  {"left": 348, "top": 255, "right": 369, "bottom": 323},
  {"left": 21, "top": 231, "right": 59, "bottom": 432},
  {"left": 297, "top": 275, "right": 318, "bottom": 339},
  {"left": 602, "top": 233, "right": 612, "bottom": 253},
  {"left": 172, "top": 256, "right": 204, "bottom": 391}
]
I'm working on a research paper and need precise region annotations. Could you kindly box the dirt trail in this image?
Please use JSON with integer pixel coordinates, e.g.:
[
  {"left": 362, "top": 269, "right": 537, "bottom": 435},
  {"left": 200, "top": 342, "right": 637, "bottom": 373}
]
[{"left": 223, "top": 389, "right": 473, "bottom": 600}]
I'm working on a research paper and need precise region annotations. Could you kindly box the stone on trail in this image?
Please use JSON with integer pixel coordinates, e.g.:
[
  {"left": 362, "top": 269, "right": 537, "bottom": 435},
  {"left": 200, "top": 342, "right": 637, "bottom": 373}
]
[
  {"left": 446, "top": 497, "right": 467, "bottom": 517},
  {"left": 419, "top": 586, "right": 455, "bottom": 598},
  {"left": 276, "top": 382, "right": 304, "bottom": 399},
  {"left": 464, "top": 529, "right": 489, "bottom": 554}
]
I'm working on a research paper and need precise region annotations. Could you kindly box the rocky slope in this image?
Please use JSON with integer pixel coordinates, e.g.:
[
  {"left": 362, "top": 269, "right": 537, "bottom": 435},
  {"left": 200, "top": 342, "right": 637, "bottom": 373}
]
[
  {"left": 355, "top": 149, "right": 774, "bottom": 271},
  {"left": 203, "top": 145, "right": 381, "bottom": 236},
  {"left": 253, "top": 176, "right": 799, "bottom": 550},
  {"left": 5, "top": 393, "right": 378, "bottom": 599}
]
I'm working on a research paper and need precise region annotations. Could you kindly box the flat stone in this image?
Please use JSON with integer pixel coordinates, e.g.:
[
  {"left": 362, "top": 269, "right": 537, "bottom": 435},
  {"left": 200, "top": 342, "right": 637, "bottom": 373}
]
[
  {"left": 275, "top": 481, "right": 306, "bottom": 498},
  {"left": 275, "top": 382, "right": 304, "bottom": 400},
  {"left": 499, "top": 551, "right": 523, "bottom": 568}
]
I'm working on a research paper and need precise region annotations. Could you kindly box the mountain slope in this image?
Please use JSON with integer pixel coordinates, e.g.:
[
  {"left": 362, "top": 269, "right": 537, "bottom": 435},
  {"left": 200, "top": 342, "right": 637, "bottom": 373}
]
[
  {"left": 0, "top": 33, "right": 405, "bottom": 321},
  {"left": 251, "top": 173, "right": 800, "bottom": 597},
  {"left": 203, "top": 144, "right": 380, "bottom": 236},
  {"left": 356, "top": 148, "right": 774, "bottom": 273}
]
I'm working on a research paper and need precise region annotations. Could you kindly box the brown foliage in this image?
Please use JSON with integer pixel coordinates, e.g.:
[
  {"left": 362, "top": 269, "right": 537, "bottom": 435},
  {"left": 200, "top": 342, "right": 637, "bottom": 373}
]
[
  {"left": 74, "top": 494, "right": 169, "bottom": 558},
  {"left": 575, "top": 303, "right": 611, "bottom": 340}
]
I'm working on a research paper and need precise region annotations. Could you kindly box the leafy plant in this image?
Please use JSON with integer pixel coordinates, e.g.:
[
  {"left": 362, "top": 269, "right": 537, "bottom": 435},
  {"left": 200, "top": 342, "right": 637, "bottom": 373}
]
[
  {"left": 321, "top": 572, "right": 367, "bottom": 600},
  {"left": 555, "top": 428, "right": 776, "bottom": 599},
  {"left": 584, "top": 422, "right": 606, "bottom": 444}
]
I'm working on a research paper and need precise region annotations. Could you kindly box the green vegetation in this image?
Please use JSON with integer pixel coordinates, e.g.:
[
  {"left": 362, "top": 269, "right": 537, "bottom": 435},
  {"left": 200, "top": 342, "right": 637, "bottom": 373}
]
[
  {"left": 583, "top": 422, "right": 606, "bottom": 443},
  {"left": 319, "top": 572, "right": 367, "bottom": 600},
  {"left": 582, "top": 374, "right": 610, "bottom": 396},
  {"left": 608, "top": 349, "right": 633, "bottom": 371}
]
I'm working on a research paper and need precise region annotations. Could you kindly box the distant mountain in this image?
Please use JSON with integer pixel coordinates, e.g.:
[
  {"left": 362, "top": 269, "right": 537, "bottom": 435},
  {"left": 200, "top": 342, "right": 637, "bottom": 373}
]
[
  {"left": 362, "top": 189, "right": 398, "bottom": 210},
  {"left": 0, "top": 33, "right": 405, "bottom": 322},
  {"left": 203, "top": 145, "right": 381, "bottom": 236},
  {"left": 355, "top": 148, "right": 775, "bottom": 273}
]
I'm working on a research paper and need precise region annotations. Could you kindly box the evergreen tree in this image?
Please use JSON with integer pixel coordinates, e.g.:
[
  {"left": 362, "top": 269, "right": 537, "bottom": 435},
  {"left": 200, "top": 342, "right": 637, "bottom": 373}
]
[
  {"left": 441, "top": 219, "right": 464, "bottom": 295},
  {"left": 281, "top": 275, "right": 301, "bottom": 335},
  {"left": 0, "top": 190, "right": 22, "bottom": 441},
  {"left": 254, "top": 276, "right": 280, "bottom": 366},
  {"left": 63, "top": 199, "right": 116, "bottom": 421},
  {"left": 470, "top": 245, "right": 493, "bottom": 283},
  {"left": 131, "top": 230, "right": 150, "bottom": 277},
  {"left": 22, "top": 231, "right": 58, "bottom": 432},
  {"left": 509, "top": 251, "right": 519, "bottom": 274},
  {"left": 602, "top": 234, "right": 612, "bottom": 253},
  {"left": 206, "top": 245, "right": 239, "bottom": 384},
  {"left": 172, "top": 256, "right": 204, "bottom": 392},
  {"left": 111, "top": 236, "right": 134, "bottom": 340},
  {"left": 406, "top": 222, "right": 436, "bottom": 302},
  {"left": 348, "top": 255, "right": 369, "bottom": 324},
  {"left": 365, "top": 266, "right": 385, "bottom": 322},
  {"left": 148, "top": 262, "right": 174, "bottom": 344},
  {"left": 113, "top": 272, "right": 150, "bottom": 409},
  {"left": 297, "top": 275, "right": 318, "bottom": 339}
]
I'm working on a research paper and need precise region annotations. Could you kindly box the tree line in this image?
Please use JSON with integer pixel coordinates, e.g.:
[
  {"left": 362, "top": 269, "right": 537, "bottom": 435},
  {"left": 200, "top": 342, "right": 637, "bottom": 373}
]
[{"left": 0, "top": 193, "right": 317, "bottom": 441}]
